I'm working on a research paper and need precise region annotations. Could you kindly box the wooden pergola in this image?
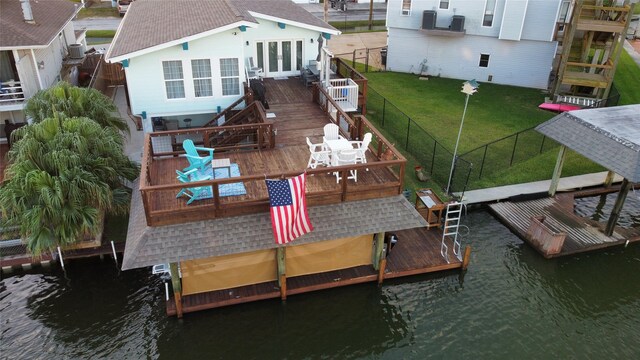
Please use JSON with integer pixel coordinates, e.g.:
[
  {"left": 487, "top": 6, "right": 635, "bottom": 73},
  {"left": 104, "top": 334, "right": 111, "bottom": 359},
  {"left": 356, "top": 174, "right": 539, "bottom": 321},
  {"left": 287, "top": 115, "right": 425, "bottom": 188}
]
[{"left": 536, "top": 104, "right": 640, "bottom": 236}]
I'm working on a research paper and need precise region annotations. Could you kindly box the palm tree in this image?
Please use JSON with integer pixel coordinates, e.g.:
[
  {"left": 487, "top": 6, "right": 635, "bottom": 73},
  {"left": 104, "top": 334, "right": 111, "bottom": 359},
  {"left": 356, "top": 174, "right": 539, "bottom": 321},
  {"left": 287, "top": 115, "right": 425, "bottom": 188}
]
[
  {"left": 0, "top": 116, "right": 139, "bottom": 256},
  {"left": 24, "top": 81, "right": 129, "bottom": 133}
]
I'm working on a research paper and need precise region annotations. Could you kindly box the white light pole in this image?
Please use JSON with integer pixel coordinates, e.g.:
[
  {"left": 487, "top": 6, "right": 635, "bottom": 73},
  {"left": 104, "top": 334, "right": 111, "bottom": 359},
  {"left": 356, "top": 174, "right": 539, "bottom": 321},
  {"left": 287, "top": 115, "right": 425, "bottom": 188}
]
[{"left": 446, "top": 79, "right": 479, "bottom": 194}]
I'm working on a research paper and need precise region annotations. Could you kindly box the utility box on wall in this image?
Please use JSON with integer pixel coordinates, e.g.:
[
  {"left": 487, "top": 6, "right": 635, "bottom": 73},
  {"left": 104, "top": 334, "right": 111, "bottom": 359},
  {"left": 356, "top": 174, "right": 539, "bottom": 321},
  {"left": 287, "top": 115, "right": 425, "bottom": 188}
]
[{"left": 451, "top": 15, "right": 465, "bottom": 32}]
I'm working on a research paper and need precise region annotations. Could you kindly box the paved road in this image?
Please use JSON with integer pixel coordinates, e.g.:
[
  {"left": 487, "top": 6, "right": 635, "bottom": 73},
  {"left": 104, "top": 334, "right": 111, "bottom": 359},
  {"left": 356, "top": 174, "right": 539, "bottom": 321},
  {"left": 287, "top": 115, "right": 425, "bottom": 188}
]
[
  {"left": 74, "top": 17, "right": 121, "bottom": 31},
  {"left": 74, "top": 3, "right": 387, "bottom": 31}
]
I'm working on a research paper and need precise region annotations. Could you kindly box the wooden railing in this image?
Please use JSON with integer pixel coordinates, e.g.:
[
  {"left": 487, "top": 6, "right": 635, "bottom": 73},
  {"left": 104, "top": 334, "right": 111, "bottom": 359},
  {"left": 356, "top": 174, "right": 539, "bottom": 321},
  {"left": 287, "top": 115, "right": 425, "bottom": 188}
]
[
  {"left": 331, "top": 57, "right": 368, "bottom": 114},
  {"left": 204, "top": 90, "right": 254, "bottom": 127}
]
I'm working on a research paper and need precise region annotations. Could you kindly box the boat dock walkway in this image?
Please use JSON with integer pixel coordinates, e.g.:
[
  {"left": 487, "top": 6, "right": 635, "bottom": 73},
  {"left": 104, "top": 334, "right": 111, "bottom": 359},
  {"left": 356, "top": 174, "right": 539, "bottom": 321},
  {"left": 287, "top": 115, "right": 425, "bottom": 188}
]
[
  {"left": 489, "top": 187, "right": 640, "bottom": 258},
  {"left": 456, "top": 171, "right": 623, "bottom": 205}
]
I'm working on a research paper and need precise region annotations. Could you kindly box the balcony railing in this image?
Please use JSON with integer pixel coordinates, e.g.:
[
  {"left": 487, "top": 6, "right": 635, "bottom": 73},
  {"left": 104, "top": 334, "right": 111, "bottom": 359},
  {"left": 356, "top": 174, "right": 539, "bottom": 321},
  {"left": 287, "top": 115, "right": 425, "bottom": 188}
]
[
  {"left": 331, "top": 58, "right": 368, "bottom": 114},
  {"left": 325, "top": 78, "right": 359, "bottom": 113},
  {"left": 0, "top": 81, "right": 26, "bottom": 107},
  {"left": 575, "top": 4, "right": 631, "bottom": 32}
]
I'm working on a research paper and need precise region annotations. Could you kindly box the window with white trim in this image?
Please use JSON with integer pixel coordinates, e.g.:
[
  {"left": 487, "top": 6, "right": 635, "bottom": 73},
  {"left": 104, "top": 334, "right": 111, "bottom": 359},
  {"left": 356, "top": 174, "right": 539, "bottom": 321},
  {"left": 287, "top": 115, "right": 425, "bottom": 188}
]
[
  {"left": 402, "top": 0, "right": 411, "bottom": 16},
  {"left": 483, "top": 0, "right": 496, "bottom": 27},
  {"left": 220, "top": 58, "right": 240, "bottom": 96},
  {"left": 439, "top": 0, "right": 450, "bottom": 10},
  {"left": 191, "top": 59, "right": 213, "bottom": 97},
  {"left": 162, "top": 60, "right": 185, "bottom": 99},
  {"left": 479, "top": 54, "right": 490, "bottom": 67}
]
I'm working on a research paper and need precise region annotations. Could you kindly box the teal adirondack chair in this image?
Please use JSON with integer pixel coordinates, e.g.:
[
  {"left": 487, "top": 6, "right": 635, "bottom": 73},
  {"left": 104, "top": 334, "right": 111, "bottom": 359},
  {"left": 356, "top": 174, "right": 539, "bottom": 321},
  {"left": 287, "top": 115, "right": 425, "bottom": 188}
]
[
  {"left": 182, "top": 139, "right": 214, "bottom": 172},
  {"left": 176, "top": 169, "right": 213, "bottom": 204}
]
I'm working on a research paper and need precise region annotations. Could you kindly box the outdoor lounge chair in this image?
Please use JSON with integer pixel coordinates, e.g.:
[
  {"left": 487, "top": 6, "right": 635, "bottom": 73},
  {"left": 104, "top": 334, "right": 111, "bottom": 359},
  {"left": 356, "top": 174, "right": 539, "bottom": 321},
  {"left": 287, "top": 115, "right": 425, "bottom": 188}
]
[
  {"left": 306, "top": 137, "right": 331, "bottom": 169},
  {"left": 176, "top": 169, "right": 213, "bottom": 205},
  {"left": 322, "top": 123, "right": 345, "bottom": 143},
  {"left": 182, "top": 139, "right": 214, "bottom": 172},
  {"left": 351, "top": 132, "right": 372, "bottom": 165},
  {"left": 334, "top": 149, "right": 358, "bottom": 183}
]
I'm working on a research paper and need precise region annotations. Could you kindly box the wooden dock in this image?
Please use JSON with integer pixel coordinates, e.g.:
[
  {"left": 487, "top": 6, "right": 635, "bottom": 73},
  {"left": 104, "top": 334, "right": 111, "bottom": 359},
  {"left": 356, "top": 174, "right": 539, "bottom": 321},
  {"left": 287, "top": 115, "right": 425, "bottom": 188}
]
[
  {"left": 166, "top": 226, "right": 466, "bottom": 316},
  {"left": 489, "top": 188, "right": 640, "bottom": 258}
]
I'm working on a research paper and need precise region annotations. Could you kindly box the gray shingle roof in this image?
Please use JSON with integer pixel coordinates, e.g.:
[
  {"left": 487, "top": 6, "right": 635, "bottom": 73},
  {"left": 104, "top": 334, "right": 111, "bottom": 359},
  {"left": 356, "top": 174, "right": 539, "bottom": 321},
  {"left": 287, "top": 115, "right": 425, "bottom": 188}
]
[
  {"left": 0, "top": 0, "right": 77, "bottom": 49},
  {"left": 108, "top": 0, "right": 338, "bottom": 59},
  {"left": 536, "top": 104, "right": 640, "bottom": 182},
  {"left": 123, "top": 180, "right": 428, "bottom": 270}
]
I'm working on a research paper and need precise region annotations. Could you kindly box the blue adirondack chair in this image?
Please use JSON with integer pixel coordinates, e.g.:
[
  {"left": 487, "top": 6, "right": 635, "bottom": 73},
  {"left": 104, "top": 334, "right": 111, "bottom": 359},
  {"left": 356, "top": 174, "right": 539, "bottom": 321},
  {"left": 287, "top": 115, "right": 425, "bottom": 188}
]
[
  {"left": 175, "top": 169, "right": 213, "bottom": 204},
  {"left": 182, "top": 139, "right": 214, "bottom": 172}
]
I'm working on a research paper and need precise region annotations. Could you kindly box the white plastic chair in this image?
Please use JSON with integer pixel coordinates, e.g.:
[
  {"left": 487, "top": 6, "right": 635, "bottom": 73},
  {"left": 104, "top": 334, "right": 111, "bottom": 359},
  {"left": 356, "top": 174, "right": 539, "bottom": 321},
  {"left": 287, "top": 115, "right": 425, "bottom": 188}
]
[
  {"left": 322, "top": 123, "right": 345, "bottom": 143},
  {"left": 334, "top": 149, "right": 358, "bottom": 183},
  {"left": 246, "top": 57, "right": 263, "bottom": 80},
  {"left": 351, "top": 132, "right": 372, "bottom": 165},
  {"left": 306, "top": 137, "right": 331, "bottom": 169}
]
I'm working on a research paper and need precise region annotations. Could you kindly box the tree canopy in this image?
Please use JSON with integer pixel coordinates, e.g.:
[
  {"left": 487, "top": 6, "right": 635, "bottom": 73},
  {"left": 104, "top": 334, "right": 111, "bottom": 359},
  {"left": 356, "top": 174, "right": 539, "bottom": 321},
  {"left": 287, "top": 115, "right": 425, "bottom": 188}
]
[
  {"left": 0, "top": 116, "right": 139, "bottom": 256},
  {"left": 24, "top": 81, "right": 129, "bottom": 133}
]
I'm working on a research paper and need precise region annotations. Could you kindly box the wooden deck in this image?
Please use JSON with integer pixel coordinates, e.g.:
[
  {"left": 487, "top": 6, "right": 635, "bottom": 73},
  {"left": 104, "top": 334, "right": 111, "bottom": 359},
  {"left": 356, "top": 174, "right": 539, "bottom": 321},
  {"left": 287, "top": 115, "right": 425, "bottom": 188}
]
[
  {"left": 143, "top": 78, "right": 406, "bottom": 226},
  {"left": 489, "top": 188, "right": 640, "bottom": 258},
  {"left": 167, "top": 226, "right": 465, "bottom": 316}
]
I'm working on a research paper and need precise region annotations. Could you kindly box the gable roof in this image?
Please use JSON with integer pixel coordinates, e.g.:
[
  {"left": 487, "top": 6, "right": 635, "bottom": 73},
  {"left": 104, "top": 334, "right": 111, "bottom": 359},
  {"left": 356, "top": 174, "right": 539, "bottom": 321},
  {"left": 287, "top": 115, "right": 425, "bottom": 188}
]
[
  {"left": 123, "top": 181, "right": 428, "bottom": 270},
  {"left": 107, "top": 0, "right": 338, "bottom": 61},
  {"left": 0, "top": 0, "right": 78, "bottom": 50},
  {"left": 536, "top": 104, "right": 640, "bottom": 182}
]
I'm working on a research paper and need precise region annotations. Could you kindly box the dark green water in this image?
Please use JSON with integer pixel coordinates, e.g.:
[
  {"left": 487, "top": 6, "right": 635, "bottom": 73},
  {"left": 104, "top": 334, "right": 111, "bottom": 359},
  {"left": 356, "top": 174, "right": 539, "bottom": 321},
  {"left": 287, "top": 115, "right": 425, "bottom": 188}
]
[{"left": 1, "top": 211, "right": 639, "bottom": 359}]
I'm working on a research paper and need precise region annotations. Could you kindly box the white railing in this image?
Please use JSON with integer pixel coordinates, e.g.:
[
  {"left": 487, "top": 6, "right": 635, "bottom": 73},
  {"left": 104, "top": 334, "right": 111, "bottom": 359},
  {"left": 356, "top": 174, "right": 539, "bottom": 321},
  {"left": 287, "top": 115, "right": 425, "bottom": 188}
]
[
  {"left": 0, "top": 81, "right": 26, "bottom": 105},
  {"left": 326, "top": 78, "right": 358, "bottom": 112}
]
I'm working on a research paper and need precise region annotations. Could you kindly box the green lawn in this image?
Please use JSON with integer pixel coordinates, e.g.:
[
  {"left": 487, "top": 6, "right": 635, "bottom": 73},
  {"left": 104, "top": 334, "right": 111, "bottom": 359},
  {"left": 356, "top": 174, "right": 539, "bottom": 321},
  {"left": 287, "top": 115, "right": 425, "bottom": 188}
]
[
  {"left": 77, "top": 7, "right": 118, "bottom": 19},
  {"left": 365, "top": 73, "right": 554, "bottom": 153},
  {"left": 614, "top": 49, "right": 640, "bottom": 105}
]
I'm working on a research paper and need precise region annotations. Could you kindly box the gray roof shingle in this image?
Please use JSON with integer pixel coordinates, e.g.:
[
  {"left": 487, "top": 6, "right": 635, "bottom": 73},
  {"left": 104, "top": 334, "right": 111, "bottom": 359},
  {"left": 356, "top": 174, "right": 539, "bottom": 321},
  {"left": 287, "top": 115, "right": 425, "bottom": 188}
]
[
  {"left": 108, "top": 0, "right": 337, "bottom": 59},
  {"left": 0, "top": 0, "right": 77, "bottom": 49},
  {"left": 536, "top": 104, "right": 640, "bottom": 182},
  {"left": 123, "top": 180, "right": 428, "bottom": 270}
]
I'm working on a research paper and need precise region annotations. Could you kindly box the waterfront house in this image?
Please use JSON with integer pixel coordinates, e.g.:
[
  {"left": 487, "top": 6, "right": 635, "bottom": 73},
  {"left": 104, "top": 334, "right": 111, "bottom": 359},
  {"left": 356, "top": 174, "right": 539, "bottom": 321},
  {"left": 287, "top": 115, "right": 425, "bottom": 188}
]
[
  {"left": 106, "top": 0, "right": 341, "bottom": 132},
  {"left": 114, "top": 0, "right": 470, "bottom": 318},
  {"left": 385, "top": 0, "right": 636, "bottom": 103},
  {"left": 0, "top": 0, "right": 83, "bottom": 143}
]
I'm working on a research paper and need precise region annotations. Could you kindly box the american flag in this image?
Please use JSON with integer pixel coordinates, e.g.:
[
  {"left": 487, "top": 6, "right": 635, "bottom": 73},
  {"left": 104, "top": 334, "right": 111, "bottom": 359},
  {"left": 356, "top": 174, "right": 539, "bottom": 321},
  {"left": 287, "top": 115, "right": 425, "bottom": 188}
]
[{"left": 265, "top": 174, "right": 313, "bottom": 244}]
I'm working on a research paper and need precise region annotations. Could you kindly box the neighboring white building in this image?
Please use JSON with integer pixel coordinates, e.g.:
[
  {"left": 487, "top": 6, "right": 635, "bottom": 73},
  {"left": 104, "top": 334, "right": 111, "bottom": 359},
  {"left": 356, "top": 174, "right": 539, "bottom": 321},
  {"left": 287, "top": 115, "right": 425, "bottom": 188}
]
[
  {"left": 0, "top": 0, "right": 82, "bottom": 141},
  {"left": 106, "top": 0, "right": 339, "bottom": 133},
  {"left": 386, "top": 0, "right": 567, "bottom": 89}
]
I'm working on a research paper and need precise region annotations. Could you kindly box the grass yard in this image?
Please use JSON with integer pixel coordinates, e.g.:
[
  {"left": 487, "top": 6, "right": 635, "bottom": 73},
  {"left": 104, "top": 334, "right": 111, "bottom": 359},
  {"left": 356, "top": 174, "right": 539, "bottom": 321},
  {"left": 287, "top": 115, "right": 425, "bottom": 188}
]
[
  {"left": 365, "top": 73, "right": 554, "bottom": 152},
  {"left": 77, "top": 7, "right": 118, "bottom": 19},
  {"left": 613, "top": 49, "right": 640, "bottom": 105}
]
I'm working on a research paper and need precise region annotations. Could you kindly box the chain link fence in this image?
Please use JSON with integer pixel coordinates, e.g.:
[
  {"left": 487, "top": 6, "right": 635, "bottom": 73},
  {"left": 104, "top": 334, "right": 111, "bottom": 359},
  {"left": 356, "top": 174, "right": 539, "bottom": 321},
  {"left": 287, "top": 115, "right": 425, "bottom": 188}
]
[{"left": 365, "top": 87, "right": 472, "bottom": 195}]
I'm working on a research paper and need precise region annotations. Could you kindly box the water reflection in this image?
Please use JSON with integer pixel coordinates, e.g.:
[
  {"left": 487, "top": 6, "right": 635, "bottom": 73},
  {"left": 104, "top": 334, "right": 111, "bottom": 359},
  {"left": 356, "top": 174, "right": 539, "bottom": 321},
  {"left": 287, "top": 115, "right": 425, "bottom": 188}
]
[
  {"left": 575, "top": 192, "right": 640, "bottom": 228},
  {"left": 1, "top": 210, "right": 640, "bottom": 358}
]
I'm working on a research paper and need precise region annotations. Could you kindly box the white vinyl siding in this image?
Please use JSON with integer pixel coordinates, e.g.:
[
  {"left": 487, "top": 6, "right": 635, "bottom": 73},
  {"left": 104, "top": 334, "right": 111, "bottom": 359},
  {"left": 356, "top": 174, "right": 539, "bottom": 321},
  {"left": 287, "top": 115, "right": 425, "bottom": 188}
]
[
  {"left": 191, "top": 59, "right": 213, "bottom": 97},
  {"left": 162, "top": 60, "right": 185, "bottom": 99},
  {"left": 220, "top": 58, "right": 240, "bottom": 96},
  {"left": 499, "top": 0, "right": 529, "bottom": 41}
]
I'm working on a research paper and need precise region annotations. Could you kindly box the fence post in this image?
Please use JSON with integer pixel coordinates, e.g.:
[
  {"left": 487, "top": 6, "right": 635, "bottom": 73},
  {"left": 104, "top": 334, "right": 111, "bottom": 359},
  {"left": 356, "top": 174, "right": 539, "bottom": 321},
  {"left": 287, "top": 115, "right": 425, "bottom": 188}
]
[
  {"left": 352, "top": 50, "right": 356, "bottom": 68},
  {"left": 478, "top": 145, "right": 488, "bottom": 179},
  {"left": 539, "top": 136, "right": 546, "bottom": 154},
  {"left": 509, "top": 133, "right": 519, "bottom": 166},
  {"left": 382, "top": 98, "right": 386, "bottom": 127},
  {"left": 430, "top": 141, "right": 437, "bottom": 175},
  {"left": 405, "top": 117, "right": 411, "bottom": 150},
  {"left": 365, "top": 48, "right": 370, "bottom": 73}
]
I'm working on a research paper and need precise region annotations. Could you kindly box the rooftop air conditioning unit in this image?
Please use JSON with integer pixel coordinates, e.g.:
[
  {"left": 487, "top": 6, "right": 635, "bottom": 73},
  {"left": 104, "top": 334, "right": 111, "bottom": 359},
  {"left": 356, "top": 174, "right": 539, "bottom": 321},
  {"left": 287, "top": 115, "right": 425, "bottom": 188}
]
[
  {"left": 422, "top": 10, "right": 437, "bottom": 30},
  {"left": 451, "top": 15, "right": 465, "bottom": 32},
  {"left": 68, "top": 43, "right": 85, "bottom": 59}
]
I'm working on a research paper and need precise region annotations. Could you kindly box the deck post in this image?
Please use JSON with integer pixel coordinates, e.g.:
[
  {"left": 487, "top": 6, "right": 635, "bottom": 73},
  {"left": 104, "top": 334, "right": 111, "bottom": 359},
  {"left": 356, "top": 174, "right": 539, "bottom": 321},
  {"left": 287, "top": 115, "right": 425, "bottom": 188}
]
[
  {"left": 372, "top": 232, "right": 385, "bottom": 270},
  {"left": 377, "top": 258, "right": 386, "bottom": 285},
  {"left": 279, "top": 274, "right": 287, "bottom": 300},
  {"left": 605, "top": 178, "right": 631, "bottom": 236},
  {"left": 462, "top": 246, "right": 471, "bottom": 270},
  {"left": 603, "top": 171, "right": 616, "bottom": 187},
  {"left": 549, "top": 145, "right": 567, "bottom": 196},
  {"left": 169, "top": 262, "right": 183, "bottom": 318},
  {"left": 276, "top": 247, "right": 286, "bottom": 286}
]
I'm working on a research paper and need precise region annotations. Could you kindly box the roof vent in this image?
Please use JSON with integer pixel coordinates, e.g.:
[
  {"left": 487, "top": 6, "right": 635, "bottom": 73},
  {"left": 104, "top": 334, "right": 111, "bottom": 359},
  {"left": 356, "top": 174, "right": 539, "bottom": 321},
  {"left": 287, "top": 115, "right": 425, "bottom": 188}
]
[{"left": 20, "top": 0, "right": 35, "bottom": 24}]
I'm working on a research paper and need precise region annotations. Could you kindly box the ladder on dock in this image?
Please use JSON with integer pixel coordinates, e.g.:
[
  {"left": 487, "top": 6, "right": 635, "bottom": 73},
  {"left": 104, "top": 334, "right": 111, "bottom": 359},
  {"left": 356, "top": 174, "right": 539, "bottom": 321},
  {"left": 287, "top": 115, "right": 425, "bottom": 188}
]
[{"left": 440, "top": 202, "right": 463, "bottom": 263}]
